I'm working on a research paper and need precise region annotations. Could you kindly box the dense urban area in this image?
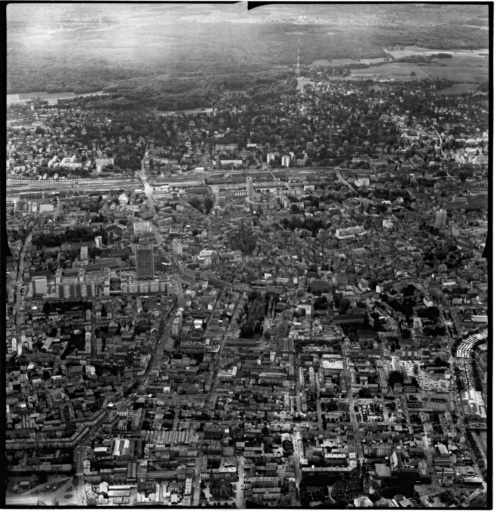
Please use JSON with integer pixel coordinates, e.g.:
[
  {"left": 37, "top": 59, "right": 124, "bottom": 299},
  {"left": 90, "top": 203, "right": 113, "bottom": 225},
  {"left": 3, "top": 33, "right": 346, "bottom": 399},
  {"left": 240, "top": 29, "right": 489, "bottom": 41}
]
[{"left": 6, "top": 23, "right": 490, "bottom": 509}]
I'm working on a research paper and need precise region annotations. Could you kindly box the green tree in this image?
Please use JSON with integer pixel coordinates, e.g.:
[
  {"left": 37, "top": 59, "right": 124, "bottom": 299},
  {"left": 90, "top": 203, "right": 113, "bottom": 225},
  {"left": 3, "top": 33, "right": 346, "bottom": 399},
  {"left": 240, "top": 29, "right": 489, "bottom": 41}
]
[
  {"left": 204, "top": 197, "right": 214, "bottom": 214},
  {"left": 388, "top": 370, "right": 404, "bottom": 388},
  {"left": 339, "top": 298, "right": 351, "bottom": 314},
  {"left": 358, "top": 387, "right": 372, "bottom": 398},
  {"left": 240, "top": 325, "right": 254, "bottom": 338},
  {"left": 314, "top": 296, "right": 328, "bottom": 310},
  {"left": 439, "top": 491, "right": 455, "bottom": 506},
  {"left": 188, "top": 197, "right": 202, "bottom": 210}
]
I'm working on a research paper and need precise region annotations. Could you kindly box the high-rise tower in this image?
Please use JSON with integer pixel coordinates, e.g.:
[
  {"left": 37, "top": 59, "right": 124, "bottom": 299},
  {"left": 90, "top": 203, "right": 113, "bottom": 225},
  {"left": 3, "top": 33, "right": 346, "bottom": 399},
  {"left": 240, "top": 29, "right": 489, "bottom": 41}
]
[
  {"left": 136, "top": 244, "right": 154, "bottom": 280},
  {"left": 246, "top": 177, "right": 255, "bottom": 200},
  {"left": 435, "top": 209, "right": 447, "bottom": 230}
]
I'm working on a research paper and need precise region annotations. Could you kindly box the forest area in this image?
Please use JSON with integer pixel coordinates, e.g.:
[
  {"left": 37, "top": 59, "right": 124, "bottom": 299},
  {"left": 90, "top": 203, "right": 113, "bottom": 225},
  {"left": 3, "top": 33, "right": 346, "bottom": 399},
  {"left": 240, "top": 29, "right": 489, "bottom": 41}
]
[{"left": 7, "top": 3, "right": 488, "bottom": 110}]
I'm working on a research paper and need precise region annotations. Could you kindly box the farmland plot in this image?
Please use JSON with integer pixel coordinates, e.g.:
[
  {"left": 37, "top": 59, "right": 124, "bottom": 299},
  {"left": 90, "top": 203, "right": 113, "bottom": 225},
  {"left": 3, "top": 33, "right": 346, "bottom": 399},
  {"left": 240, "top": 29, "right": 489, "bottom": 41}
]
[{"left": 418, "top": 56, "right": 488, "bottom": 83}]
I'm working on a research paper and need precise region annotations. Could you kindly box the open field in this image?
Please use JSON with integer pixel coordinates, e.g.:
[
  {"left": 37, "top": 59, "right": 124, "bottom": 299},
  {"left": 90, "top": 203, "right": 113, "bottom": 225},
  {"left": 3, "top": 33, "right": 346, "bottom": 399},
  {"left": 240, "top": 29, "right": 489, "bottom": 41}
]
[
  {"left": 8, "top": 91, "right": 107, "bottom": 105},
  {"left": 17, "top": 91, "right": 78, "bottom": 100},
  {"left": 312, "top": 57, "right": 390, "bottom": 67},
  {"left": 361, "top": 57, "right": 390, "bottom": 65},
  {"left": 319, "top": 58, "right": 359, "bottom": 66},
  {"left": 312, "top": 59, "right": 332, "bottom": 66},
  {"left": 350, "top": 62, "right": 431, "bottom": 80},
  {"left": 157, "top": 107, "right": 214, "bottom": 116},
  {"left": 383, "top": 45, "right": 489, "bottom": 58},
  {"left": 418, "top": 56, "right": 488, "bottom": 83},
  {"left": 343, "top": 47, "right": 489, "bottom": 85}
]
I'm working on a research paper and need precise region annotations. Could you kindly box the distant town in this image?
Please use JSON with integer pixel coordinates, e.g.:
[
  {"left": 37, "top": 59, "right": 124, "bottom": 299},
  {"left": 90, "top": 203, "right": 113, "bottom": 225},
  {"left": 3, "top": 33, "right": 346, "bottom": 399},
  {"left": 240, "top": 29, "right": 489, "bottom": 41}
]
[{"left": 6, "top": 43, "right": 489, "bottom": 509}]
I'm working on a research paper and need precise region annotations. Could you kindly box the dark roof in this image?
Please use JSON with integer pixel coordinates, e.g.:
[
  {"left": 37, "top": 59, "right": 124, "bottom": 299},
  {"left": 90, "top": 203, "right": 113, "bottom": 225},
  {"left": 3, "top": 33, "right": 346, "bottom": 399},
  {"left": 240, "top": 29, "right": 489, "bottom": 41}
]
[
  {"left": 31, "top": 270, "right": 54, "bottom": 278},
  {"left": 309, "top": 280, "right": 331, "bottom": 292}
]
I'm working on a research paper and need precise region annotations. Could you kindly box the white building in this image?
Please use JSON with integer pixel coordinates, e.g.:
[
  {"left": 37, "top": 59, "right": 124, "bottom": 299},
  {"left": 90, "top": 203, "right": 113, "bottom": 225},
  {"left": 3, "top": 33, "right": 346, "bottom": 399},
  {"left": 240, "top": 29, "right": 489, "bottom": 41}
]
[
  {"left": 461, "top": 388, "right": 486, "bottom": 419},
  {"left": 96, "top": 157, "right": 115, "bottom": 173},
  {"left": 133, "top": 221, "right": 153, "bottom": 236},
  {"left": 172, "top": 314, "right": 182, "bottom": 337},
  {"left": 39, "top": 203, "right": 54, "bottom": 213},
  {"left": 435, "top": 209, "right": 447, "bottom": 230},
  {"left": 172, "top": 239, "right": 183, "bottom": 256},
  {"left": 32, "top": 276, "right": 48, "bottom": 296},
  {"left": 118, "top": 193, "right": 129, "bottom": 206},
  {"left": 198, "top": 249, "right": 214, "bottom": 268},
  {"left": 246, "top": 177, "right": 255, "bottom": 200}
]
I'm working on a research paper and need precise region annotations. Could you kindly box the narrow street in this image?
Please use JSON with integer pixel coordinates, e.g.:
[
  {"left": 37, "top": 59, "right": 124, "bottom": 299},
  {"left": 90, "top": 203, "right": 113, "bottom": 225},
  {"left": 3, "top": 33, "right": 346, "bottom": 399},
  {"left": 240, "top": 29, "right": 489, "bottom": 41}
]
[
  {"left": 191, "top": 455, "right": 205, "bottom": 506},
  {"left": 422, "top": 433, "right": 439, "bottom": 486},
  {"left": 172, "top": 408, "right": 180, "bottom": 430},
  {"left": 90, "top": 304, "right": 97, "bottom": 359},
  {"left": 343, "top": 358, "right": 358, "bottom": 426},
  {"left": 316, "top": 397, "right": 324, "bottom": 432},
  {"left": 294, "top": 358, "right": 302, "bottom": 415},
  {"left": 142, "top": 306, "right": 177, "bottom": 383},
  {"left": 336, "top": 171, "right": 357, "bottom": 193}
]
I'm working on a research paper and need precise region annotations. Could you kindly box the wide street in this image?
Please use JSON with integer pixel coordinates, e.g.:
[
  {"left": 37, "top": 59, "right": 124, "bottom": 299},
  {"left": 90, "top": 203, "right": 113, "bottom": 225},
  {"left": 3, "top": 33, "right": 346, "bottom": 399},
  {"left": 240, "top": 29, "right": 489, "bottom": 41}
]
[
  {"left": 205, "top": 291, "right": 242, "bottom": 408},
  {"left": 7, "top": 477, "right": 76, "bottom": 507},
  {"left": 191, "top": 455, "right": 206, "bottom": 506},
  {"left": 342, "top": 356, "right": 364, "bottom": 462},
  {"left": 234, "top": 456, "right": 245, "bottom": 508},
  {"left": 290, "top": 430, "right": 303, "bottom": 499}
]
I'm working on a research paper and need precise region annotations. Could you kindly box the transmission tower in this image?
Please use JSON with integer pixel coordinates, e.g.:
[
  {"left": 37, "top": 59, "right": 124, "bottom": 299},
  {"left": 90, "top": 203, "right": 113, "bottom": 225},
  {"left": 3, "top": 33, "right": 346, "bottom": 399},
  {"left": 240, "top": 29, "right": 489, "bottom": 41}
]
[{"left": 296, "top": 42, "right": 300, "bottom": 79}]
